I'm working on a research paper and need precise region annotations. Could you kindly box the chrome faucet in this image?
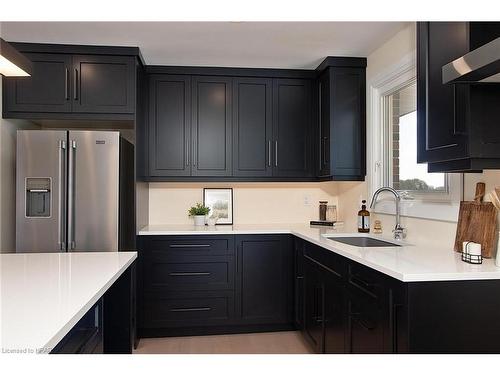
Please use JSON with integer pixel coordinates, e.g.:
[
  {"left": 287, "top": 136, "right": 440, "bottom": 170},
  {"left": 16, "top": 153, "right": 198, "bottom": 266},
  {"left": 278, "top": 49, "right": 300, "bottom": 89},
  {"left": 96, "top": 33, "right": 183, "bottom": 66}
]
[{"left": 369, "top": 187, "right": 406, "bottom": 240}]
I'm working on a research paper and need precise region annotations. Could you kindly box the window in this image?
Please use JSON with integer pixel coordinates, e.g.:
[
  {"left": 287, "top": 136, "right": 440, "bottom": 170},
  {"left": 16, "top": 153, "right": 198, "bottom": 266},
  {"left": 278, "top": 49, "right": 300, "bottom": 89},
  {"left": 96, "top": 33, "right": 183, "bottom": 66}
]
[
  {"left": 368, "top": 55, "right": 461, "bottom": 222},
  {"left": 382, "top": 81, "right": 447, "bottom": 197}
]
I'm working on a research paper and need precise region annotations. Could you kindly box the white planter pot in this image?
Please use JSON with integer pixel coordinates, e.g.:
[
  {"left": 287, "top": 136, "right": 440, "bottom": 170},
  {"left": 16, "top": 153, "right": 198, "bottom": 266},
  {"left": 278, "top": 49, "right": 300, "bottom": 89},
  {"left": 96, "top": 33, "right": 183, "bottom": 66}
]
[{"left": 193, "top": 215, "right": 206, "bottom": 226}]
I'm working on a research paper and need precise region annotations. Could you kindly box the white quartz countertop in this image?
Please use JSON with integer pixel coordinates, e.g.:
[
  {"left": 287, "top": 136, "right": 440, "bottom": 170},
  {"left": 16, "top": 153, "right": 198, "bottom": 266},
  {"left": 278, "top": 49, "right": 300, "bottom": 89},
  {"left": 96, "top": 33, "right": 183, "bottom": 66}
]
[
  {"left": 139, "top": 224, "right": 500, "bottom": 282},
  {"left": 0, "top": 251, "right": 137, "bottom": 354}
]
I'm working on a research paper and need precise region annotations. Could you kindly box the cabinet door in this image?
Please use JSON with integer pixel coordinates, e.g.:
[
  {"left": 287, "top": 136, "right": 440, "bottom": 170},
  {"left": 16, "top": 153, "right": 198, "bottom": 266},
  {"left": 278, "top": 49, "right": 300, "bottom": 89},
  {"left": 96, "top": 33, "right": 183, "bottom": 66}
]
[
  {"left": 323, "top": 269, "right": 345, "bottom": 353},
  {"left": 330, "top": 67, "right": 366, "bottom": 179},
  {"left": 273, "top": 79, "right": 312, "bottom": 177},
  {"left": 346, "top": 292, "right": 385, "bottom": 354},
  {"left": 303, "top": 258, "right": 324, "bottom": 353},
  {"left": 235, "top": 235, "right": 293, "bottom": 325},
  {"left": 148, "top": 75, "right": 191, "bottom": 176},
  {"left": 191, "top": 76, "right": 232, "bottom": 176},
  {"left": 318, "top": 72, "right": 331, "bottom": 177},
  {"left": 72, "top": 55, "right": 135, "bottom": 114},
  {"left": 233, "top": 78, "right": 273, "bottom": 177},
  {"left": 4, "top": 53, "right": 72, "bottom": 113},
  {"left": 417, "top": 22, "right": 469, "bottom": 163}
]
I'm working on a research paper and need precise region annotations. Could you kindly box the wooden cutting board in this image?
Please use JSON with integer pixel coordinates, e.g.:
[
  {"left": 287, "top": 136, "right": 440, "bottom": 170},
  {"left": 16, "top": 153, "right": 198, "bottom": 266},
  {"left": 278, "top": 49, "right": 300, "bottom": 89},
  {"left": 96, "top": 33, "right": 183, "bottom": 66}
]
[{"left": 454, "top": 182, "right": 498, "bottom": 258}]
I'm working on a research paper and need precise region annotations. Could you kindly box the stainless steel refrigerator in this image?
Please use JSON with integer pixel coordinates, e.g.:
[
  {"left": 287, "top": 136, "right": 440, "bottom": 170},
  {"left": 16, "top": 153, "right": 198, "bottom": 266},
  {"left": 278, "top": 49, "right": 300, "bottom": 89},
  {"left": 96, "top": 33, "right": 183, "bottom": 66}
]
[{"left": 16, "top": 130, "right": 134, "bottom": 253}]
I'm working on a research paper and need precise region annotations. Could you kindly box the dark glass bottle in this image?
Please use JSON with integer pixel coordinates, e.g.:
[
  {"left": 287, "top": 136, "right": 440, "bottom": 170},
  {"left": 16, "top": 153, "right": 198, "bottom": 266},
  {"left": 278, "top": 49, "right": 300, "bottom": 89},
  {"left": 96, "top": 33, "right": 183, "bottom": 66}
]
[{"left": 357, "top": 200, "right": 370, "bottom": 233}]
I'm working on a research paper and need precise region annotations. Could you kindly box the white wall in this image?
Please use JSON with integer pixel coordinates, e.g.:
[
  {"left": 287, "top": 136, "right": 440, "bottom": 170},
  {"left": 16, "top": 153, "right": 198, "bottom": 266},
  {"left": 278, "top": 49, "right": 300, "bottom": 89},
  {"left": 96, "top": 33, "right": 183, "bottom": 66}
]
[
  {"left": 0, "top": 76, "right": 39, "bottom": 252},
  {"left": 148, "top": 182, "right": 339, "bottom": 225}
]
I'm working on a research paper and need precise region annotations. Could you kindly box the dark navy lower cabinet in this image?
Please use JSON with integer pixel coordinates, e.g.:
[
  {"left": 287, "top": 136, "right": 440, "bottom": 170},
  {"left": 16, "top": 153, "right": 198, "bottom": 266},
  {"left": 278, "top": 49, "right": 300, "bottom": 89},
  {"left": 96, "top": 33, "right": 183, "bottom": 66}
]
[
  {"left": 51, "top": 300, "right": 104, "bottom": 354},
  {"left": 235, "top": 235, "right": 293, "bottom": 326},
  {"left": 138, "top": 234, "right": 293, "bottom": 338},
  {"left": 51, "top": 263, "right": 135, "bottom": 354}
]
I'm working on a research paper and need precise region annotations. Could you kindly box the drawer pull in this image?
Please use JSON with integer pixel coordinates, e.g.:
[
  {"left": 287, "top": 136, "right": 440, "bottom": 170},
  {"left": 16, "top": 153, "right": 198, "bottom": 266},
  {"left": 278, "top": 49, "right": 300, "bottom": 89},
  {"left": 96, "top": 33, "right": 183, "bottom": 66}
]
[
  {"left": 349, "top": 274, "right": 378, "bottom": 298},
  {"left": 350, "top": 312, "right": 376, "bottom": 331},
  {"left": 170, "top": 307, "right": 211, "bottom": 312},
  {"left": 169, "top": 244, "right": 211, "bottom": 248},
  {"left": 169, "top": 272, "right": 211, "bottom": 277}
]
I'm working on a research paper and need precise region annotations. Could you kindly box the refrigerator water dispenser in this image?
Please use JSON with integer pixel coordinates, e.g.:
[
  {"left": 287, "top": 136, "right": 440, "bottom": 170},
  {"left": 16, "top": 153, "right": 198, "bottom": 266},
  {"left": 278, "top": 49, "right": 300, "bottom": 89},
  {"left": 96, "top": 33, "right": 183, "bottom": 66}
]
[{"left": 25, "top": 178, "right": 51, "bottom": 218}]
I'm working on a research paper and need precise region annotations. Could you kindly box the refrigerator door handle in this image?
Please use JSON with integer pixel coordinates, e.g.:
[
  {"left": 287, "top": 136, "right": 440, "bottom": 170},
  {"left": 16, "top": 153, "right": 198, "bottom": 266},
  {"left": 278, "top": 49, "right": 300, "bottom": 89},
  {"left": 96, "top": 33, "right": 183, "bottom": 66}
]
[
  {"left": 59, "top": 140, "right": 67, "bottom": 251},
  {"left": 68, "top": 140, "right": 77, "bottom": 250}
]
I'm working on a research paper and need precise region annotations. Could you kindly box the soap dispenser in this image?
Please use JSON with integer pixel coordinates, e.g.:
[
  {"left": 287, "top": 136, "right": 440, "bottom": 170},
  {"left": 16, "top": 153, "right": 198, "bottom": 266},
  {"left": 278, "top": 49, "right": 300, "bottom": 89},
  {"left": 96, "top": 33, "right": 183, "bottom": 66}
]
[{"left": 358, "top": 200, "right": 370, "bottom": 233}]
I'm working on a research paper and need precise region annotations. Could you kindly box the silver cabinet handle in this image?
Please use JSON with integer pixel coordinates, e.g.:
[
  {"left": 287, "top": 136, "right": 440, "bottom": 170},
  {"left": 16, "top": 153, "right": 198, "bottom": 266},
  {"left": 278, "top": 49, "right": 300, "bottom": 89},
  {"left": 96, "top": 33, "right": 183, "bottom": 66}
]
[
  {"left": 65, "top": 68, "right": 69, "bottom": 100},
  {"left": 73, "top": 68, "right": 78, "bottom": 100},
  {"left": 268, "top": 140, "right": 272, "bottom": 167},
  {"left": 169, "top": 272, "right": 211, "bottom": 277},
  {"left": 192, "top": 139, "right": 197, "bottom": 167},
  {"left": 186, "top": 141, "right": 190, "bottom": 167},
  {"left": 169, "top": 244, "right": 211, "bottom": 248},
  {"left": 59, "top": 140, "right": 67, "bottom": 251},
  {"left": 275, "top": 141, "right": 278, "bottom": 167},
  {"left": 67, "top": 140, "right": 77, "bottom": 250},
  {"left": 170, "top": 307, "right": 211, "bottom": 312}
]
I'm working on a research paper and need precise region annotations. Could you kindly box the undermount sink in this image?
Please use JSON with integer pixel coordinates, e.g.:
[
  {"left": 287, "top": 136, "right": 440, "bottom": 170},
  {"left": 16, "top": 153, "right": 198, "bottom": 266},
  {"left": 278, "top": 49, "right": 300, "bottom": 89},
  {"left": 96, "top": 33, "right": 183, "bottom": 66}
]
[{"left": 324, "top": 236, "right": 402, "bottom": 247}]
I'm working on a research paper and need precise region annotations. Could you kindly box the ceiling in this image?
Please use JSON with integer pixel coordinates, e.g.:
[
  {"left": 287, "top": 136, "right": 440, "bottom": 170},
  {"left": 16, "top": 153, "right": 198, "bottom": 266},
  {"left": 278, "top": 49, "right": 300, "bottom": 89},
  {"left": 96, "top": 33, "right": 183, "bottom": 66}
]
[{"left": 0, "top": 22, "right": 408, "bottom": 69}]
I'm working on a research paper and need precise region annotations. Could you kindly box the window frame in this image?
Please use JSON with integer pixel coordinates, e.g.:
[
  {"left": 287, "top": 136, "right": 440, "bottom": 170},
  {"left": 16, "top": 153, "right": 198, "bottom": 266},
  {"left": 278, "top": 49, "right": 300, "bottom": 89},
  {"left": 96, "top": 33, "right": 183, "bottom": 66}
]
[{"left": 367, "top": 52, "right": 461, "bottom": 222}]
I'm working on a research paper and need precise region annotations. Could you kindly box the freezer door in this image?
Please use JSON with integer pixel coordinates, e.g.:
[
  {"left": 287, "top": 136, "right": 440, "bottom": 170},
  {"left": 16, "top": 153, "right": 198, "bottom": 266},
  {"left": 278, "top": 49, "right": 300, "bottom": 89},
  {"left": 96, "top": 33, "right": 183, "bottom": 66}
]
[
  {"left": 16, "top": 130, "right": 68, "bottom": 253},
  {"left": 68, "top": 131, "right": 119, "bottom": 252}
]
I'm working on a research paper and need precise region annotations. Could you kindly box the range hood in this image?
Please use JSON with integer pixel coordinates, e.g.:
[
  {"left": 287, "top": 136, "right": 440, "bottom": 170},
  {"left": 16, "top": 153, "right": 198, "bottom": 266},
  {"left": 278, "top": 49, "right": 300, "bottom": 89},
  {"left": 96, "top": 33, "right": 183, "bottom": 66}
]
[{"left": 442, "top": 37, "right": 500, "bottom": 83}]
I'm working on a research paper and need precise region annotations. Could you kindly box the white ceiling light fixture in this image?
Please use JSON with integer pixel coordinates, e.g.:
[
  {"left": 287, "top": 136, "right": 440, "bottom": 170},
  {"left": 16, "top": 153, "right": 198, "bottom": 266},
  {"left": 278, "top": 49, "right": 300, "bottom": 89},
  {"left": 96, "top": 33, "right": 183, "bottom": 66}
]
[{"left": 0, "top": 38, "right": 32, "bottom": 77}]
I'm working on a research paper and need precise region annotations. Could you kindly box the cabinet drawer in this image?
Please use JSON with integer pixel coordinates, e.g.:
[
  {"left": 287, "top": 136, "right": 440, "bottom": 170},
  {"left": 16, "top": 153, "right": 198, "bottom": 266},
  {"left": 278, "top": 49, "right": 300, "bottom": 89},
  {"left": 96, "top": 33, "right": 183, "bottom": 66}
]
[
  {"left": 304, "top": 242, "right": 345, "bottom": 278},
  {"left": 145, "top": 258, "right": 235, "bottom": 291},
  {"left": 347, "top": 262, "right": 386, "bottom": 300},
  {"left": 143, "top": 236, "right": 234, "bottom": 257},
  {"left": 144, "top": 291, "right": 235, "bottom": 328}
]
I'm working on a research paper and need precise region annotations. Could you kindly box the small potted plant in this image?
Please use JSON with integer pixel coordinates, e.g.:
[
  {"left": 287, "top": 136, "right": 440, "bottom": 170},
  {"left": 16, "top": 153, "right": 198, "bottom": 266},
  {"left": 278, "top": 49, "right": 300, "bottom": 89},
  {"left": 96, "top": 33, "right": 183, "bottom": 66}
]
[{"left": 188, "top": 203, "right": 211, "bottom": 226}]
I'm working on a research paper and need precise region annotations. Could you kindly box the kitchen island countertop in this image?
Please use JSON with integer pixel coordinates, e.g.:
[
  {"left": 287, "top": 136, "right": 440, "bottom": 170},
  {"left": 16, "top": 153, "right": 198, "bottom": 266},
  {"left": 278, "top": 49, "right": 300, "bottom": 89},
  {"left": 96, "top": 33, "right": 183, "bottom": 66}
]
[
  {"left": 0, "top": 251, "right": 137, "bottom": 353},
  {"left": 139, "top": 224, "right": 500, "bottom": 282}
]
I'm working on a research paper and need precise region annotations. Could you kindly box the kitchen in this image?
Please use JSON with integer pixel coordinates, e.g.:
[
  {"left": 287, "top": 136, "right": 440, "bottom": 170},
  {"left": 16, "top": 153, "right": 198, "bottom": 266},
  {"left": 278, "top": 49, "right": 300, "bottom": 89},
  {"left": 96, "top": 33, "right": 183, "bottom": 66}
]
[{"left": 1, "top": 2, "right": 500, "bottom": 373}]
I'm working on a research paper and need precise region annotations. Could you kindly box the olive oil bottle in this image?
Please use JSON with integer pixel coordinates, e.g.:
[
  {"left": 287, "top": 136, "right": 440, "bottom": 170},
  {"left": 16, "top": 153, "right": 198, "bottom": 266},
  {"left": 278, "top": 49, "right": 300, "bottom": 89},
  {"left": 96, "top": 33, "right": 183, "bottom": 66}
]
[{"left": 357, "top": 200, "right": 370, "bottom": 233}]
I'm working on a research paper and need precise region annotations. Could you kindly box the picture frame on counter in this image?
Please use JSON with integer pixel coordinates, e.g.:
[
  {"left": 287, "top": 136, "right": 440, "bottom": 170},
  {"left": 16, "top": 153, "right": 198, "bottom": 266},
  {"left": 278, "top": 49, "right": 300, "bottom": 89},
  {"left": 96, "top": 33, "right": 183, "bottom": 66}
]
[{"left": 203, "top": 188, "right": 233, "bottom": 225}]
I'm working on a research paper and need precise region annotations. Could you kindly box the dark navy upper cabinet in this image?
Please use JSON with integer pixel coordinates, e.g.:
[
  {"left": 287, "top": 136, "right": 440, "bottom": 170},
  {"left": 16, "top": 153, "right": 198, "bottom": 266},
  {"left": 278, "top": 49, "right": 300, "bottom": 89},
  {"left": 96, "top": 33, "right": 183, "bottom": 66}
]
[
  {"left": 2, "top": 44, "right": 138, "bottom": 119},
  {"left": 316, "top": 58, "right": 367, "bottom": 181},
  {"left": 191, "top": 76, "right": 232, "bottom": 177},
  {"left": 3, "top": 53, "right": 73, "bottom": 113},
  {"left": 417, "top": 22, "right": 500, "bottom": 172},
  {"left": 273, "top": 79, "right": 313, "bottom": 177},
  {"left": 72, "top": 55, "right": 136, "bottom": 114},
  {"left": 417, "top": 22, "right": 470, "bottom": 165},
  {"left": 148, "top": 75, "right": 191, "bottom": 177},
  {"left": 232, "top": 77, "right": 273, "bottom": 177}
]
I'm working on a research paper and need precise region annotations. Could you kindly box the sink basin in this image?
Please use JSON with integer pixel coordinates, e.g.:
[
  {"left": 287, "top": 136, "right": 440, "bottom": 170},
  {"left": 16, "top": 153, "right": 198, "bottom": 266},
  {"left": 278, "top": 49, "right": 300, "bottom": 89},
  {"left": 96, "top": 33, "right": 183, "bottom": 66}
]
[{"left": 325, "top": 236, "right": 402, "bottom": 247}]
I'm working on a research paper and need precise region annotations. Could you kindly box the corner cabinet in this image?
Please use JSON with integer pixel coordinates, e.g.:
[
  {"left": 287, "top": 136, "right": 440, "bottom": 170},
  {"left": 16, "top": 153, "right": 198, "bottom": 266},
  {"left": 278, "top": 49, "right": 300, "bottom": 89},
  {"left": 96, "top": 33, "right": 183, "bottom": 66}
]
[
  {"left": 417, "top": 22, "right": 500, "bottom": 172},
  {"left": 2, "top": 45, "right": 137, "bottom": 119},
  {"left": 316, "top": 58, "right": 367, "bottom": 181}
]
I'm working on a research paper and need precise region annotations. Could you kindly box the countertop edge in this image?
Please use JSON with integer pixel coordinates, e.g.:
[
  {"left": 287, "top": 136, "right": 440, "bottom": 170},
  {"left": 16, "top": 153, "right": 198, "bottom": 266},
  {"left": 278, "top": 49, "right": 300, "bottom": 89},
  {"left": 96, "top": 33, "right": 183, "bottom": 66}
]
[
  {"left": 43, "top": 252, "right": 137, "bottom": 352},
  {"left": 137, "top": 226, "right": 500, "bottom": 283}
]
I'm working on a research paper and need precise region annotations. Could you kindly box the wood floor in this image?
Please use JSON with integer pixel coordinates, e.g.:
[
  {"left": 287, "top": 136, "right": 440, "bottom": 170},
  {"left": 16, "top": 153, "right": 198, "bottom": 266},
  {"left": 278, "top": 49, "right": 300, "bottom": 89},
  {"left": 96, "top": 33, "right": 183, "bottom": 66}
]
[{"left": 134, "top": 331, "right": 313, "bottom": 354}]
